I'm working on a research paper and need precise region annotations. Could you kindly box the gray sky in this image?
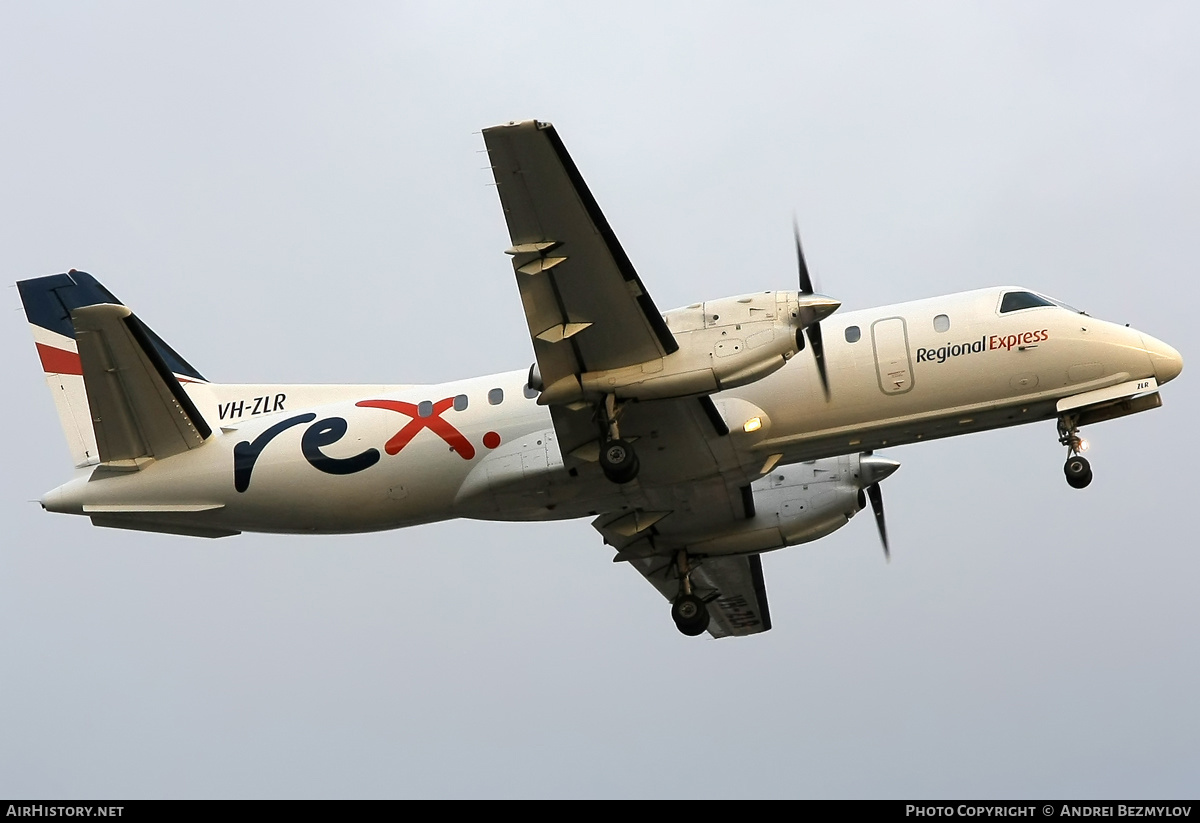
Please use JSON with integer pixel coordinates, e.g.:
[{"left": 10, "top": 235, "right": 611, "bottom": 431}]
[{"left": 2, "top": 2, "right": 1197, "bottom": 798}]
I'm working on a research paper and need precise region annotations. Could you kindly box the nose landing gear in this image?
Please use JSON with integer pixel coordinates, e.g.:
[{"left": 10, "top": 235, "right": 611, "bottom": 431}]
[
  {"left": 1058, "top": 414, "right": 1093, "bottom": 489},
  {"left": 671, "top": 550, "right": 710, "bottom": 636}
]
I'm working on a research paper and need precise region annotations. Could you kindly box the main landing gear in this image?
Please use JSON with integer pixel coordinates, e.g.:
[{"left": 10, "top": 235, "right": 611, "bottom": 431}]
[
  {"left": 671, "top": 551, "right": 710, "bottom": 637},
  {"left": 599, "top": 394, "right": 639, "bottom": 484},
  {"left": 1058, "top": 414, "right": 1093, "bottom": 489}
]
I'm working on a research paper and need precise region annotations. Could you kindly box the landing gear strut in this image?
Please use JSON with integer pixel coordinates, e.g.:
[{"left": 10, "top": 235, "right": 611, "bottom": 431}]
[
  {"left": 670, "top": 550, "right": 710, "bottom": 636},
  {"left": 1058, "top": 414, "right": 1093, "bottom": 489},
  {"left": 599, "top": 394, "right": 639, "bottom": 484}
]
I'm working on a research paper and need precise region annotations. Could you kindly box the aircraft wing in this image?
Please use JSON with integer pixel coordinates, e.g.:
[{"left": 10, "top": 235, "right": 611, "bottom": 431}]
[
  {"left": 595, "top": 508, "right": 773, "bottom": 638},
  {"left": 632, "top": 554, "right": 771, "bottom": 639},
  {"left": 482, "top": 120, "right": 678, "bottom": 396},
  {"left": 485, "top": 121, "right": 771, "bottom": 637},
  {"left": 585, "top": 396, "right": 773, "bottom": 638}
]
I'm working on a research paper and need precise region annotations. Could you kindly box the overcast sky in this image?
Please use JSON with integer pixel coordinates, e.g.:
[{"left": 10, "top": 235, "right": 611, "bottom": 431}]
[{"left": 1, "top": 2, "right": 1197, "bottom": 799}]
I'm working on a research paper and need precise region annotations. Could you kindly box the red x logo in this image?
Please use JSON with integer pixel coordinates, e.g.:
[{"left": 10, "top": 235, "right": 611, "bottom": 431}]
[{"left": 356, "top": 397, "right": 476, "bottom": 460}]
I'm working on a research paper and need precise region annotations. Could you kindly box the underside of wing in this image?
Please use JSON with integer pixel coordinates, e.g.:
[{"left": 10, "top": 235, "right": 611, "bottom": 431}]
[
  {"left": 482, "top": 120, "right": 677, "bottom": 399},
  {"left": 597, "top": 494, "right": 777, "bottom": 639},
  {"left": 590, "top": 401, "right": 778, "bottom": 639},
  {"left": 624, "top": 552, "right": 773, "bottom": 639},
  {"left": 550, "top": 393, "right": 754, "bottom": 483}
]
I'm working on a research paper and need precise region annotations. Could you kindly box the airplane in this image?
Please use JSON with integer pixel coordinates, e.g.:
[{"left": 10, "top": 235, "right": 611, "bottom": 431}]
[{"left": 17, "top": 119, "right": 1183, "bottom": 638}]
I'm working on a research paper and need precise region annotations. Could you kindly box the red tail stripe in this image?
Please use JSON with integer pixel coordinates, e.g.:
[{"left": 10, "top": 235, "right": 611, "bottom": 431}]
[{"left": 35, "top": 343, "right": 83, "bottom": 375}]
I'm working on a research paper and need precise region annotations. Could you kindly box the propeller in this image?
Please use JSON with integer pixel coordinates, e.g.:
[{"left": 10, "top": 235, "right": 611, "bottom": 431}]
[
  {"left": 866, "top": 482, "right": 889, "bottom": 562},
  {"left": 794, "top": 220, "right": 831, "bottom": 400},
  {"left": 857, "top": 454, "right": 900, "bottom": 561}
]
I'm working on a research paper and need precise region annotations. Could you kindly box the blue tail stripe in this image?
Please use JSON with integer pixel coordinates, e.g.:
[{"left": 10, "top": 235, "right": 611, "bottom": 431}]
[{"left": 17, "top": 271, "right": 120, "bottom": 339}]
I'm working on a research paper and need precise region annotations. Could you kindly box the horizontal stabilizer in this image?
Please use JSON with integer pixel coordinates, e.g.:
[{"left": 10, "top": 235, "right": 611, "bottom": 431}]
[
  {"left": 89, "top": 513, "right": 239, "bottom": 539},
  {"left": 72, "top": 303, "right": 211, "bottom": 464}
]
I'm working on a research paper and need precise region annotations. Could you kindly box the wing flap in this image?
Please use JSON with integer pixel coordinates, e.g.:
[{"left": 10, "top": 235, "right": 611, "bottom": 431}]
[{"left": 72, "top": 304, "right": 211, "bottom": 464}]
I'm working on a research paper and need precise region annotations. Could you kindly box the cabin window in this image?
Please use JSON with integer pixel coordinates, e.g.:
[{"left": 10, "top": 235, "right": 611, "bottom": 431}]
[
  {"left": 523, "top": 383, "right": 539, "bottom": 399},
  {"left": 488, "top": 388, "right": 504, "bottom": 405},
  {"left": 1000, "top": 291, "right": 1055, "bottom": 313},
  {"left": 844, "top": 325, "right": 861, "bottom": 343},
  {"left": 417, "top": 400, "right": 434, "bottom": 418},
  {"left": 933, "top": 314, "right": 951, "bottom": 333},
  {"left": 453, "top": 394, "right": 468, "bottom": 411}
]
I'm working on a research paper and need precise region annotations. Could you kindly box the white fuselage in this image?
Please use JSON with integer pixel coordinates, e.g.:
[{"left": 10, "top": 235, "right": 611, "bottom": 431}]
[{"left": 40, "top": 286, "right": 1180, "bottom": 535}]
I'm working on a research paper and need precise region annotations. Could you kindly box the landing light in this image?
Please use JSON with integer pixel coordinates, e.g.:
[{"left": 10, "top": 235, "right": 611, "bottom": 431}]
[
  {"left": 743, "top": 417, "right": 762, "bottom": 433},
  {"left": 1077, "top": 438, "right": 1089, "bottom": 452}
]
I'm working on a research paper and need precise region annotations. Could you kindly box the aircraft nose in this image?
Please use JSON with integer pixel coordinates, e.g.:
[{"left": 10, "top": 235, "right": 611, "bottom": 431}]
[{"left": 1142, "top": 334, "right": 1183, "bottom": 384}]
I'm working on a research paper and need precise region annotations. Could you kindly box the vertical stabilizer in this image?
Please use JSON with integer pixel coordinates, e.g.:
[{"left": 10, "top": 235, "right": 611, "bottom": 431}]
[{"left": 17, "top": 270, "right": 207, "bottom": 468}]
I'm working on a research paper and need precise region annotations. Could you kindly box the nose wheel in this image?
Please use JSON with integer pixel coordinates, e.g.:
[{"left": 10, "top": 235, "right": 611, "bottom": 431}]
[
  {"left": 1064, "top": 454, "right": 1093, "bottom": 489},
  {"left": 1058, "top": 414, "right": 1093, "bottom": 489}
]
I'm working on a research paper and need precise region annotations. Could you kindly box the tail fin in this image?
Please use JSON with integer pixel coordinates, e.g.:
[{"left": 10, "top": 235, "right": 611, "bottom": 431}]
[{"left": 18, "top": 270, "right": 210, "bottom": 468}]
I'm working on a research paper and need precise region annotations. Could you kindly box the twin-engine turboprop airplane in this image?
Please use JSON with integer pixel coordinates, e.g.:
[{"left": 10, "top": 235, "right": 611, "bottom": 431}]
[{"left": 18, "top": 120, "right": 1183, "bottom": 637}]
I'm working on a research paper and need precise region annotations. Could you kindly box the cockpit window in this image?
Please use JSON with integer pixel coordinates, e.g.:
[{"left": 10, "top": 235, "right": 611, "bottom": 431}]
[{"left": 999, "top": 291, "right": 1056, "bottom": 313}]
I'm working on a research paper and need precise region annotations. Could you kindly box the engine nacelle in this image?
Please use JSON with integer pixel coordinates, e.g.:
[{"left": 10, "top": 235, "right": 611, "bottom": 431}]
[
  {"left": 539, "top": 291, "right": 838, "bottom": 405},
  {"left": 682, "top": 455, "right": 863, "bottom": 557},
  {"left": 600, "top": 452, "right": 899, "bottom": 562},
  {"left": 620, "top": 452, "right": 896, "bottom": 559}
]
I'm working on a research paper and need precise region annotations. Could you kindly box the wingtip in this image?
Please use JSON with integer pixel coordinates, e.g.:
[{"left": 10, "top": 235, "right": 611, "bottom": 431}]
[{"left": 483, "top": 118, "right": 554, "bottom": 134}]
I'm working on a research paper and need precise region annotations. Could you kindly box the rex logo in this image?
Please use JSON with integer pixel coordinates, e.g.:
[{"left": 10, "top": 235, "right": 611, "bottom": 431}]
[{"left": 232, "top": 396, "right": 502, "bottom": 492}]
